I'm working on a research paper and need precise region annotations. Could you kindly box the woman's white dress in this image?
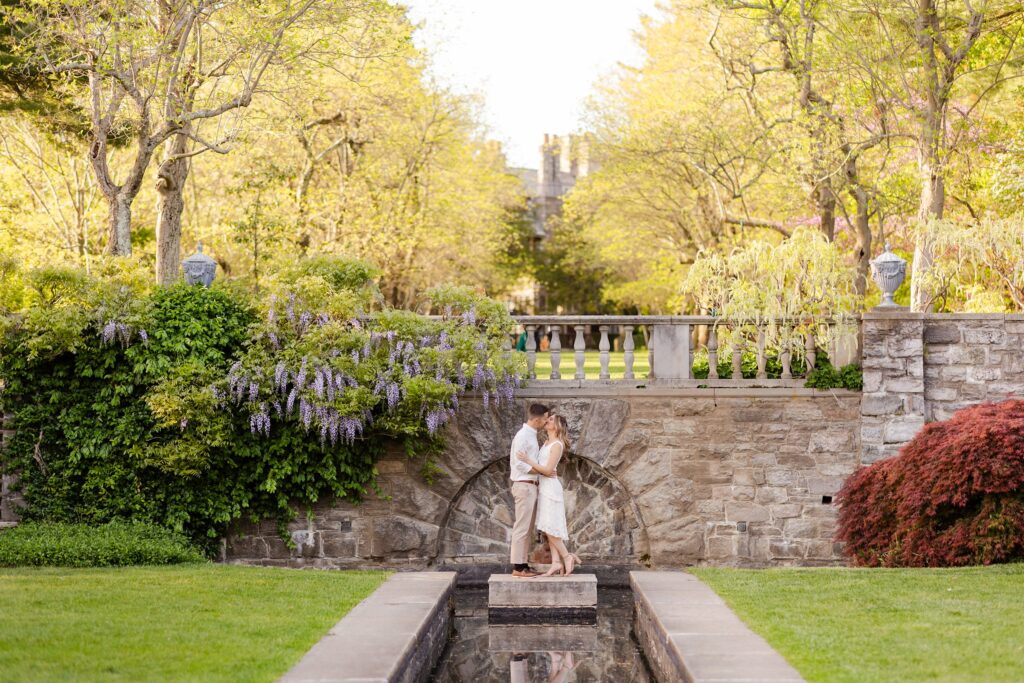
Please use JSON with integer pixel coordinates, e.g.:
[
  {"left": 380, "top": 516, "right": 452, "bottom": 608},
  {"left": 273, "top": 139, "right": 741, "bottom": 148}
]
[{"left": 535, "top": 441, "right": 569, "bottom": 540}]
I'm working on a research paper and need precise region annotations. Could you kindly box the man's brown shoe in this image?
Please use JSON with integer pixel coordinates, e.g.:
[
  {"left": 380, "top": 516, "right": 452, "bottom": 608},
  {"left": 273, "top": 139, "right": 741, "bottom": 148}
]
[{"left": 512, "top": 569, "right": 539, "bottom": 578}]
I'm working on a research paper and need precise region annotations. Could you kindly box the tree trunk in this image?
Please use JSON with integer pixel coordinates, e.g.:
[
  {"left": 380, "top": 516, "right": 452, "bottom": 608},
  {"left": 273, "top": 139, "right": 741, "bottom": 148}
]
[
  {"left": 105, "top": 194, "right": 133, "bottom": 256},
  {"left": 155, "top": 132, "right": 191, "bottom": 286},
  {"left": 910, "top": 151, "right": 945, "bottom": 312},
  {"left": 817, "top": 180, "right": 836, "bottom": 241},
  {"left": 850, "top": 185, "right": 872, "bottom": 297}
]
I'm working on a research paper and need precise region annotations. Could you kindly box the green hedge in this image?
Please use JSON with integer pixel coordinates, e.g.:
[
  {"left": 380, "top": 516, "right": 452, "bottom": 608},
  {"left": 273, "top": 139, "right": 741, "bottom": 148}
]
[{"left": 0, "top": 522, "right": 207, "bottom": 567}]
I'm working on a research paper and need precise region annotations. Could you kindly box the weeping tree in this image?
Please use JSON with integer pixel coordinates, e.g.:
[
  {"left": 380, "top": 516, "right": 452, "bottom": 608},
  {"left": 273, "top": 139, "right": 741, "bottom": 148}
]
[{"left": 9, "top": 0, "right": 384, "bottom": 283}]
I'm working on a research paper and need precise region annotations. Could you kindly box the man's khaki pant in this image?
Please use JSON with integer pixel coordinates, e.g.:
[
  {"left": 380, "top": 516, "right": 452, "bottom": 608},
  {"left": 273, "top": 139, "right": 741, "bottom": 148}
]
[{"left": 510, "top": 481, "right": 538, "bottom": 565}]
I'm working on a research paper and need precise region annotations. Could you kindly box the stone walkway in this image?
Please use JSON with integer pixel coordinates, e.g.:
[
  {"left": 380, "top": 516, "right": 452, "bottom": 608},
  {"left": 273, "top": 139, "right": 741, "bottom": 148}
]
[{"left": 631, "top": 571, "right": 805, "bottom": 683}]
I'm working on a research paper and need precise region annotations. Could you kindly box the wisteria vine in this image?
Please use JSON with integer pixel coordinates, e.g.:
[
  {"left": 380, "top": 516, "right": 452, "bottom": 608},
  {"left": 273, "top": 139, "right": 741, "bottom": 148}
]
[{"left": 215, "top": 292, "right": 521, "bottom": 447}]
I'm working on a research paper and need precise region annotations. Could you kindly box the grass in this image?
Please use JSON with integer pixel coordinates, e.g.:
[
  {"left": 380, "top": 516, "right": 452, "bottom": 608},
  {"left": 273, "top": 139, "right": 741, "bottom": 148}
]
[
  {"left": 0, "top": 564, "right": 389, "bottom": 682},
  {"left": 527, "top": 350, "right": 651, "bottom": 380},
  {"left": 692, "top": 565, "right": 1024, "bottom": 683}
]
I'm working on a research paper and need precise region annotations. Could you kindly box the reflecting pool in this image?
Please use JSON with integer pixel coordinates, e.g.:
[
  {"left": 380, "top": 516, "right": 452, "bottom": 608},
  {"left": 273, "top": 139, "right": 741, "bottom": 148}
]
[{"left": 429, "top": 588, "right": 653, "bottom": 682}]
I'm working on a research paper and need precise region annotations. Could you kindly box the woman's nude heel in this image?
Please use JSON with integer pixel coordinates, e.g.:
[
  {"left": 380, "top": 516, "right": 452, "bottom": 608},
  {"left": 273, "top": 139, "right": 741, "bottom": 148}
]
[{"left": 539, "top": 561, "right": 564, "bottom": 577}]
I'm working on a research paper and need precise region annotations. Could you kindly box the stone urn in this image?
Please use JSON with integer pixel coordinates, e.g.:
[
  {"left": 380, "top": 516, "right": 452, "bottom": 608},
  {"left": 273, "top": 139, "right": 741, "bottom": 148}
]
[
  {"left": 870, "top": 243, "right": 906, "bottom": 308},
  {"left": 182, "top": 242, "right": 217, "bottom": 287}
]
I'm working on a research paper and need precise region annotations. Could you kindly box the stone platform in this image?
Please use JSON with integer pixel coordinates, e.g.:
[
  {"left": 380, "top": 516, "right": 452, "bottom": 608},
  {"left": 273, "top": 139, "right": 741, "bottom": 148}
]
[
  {"left": 488, "top": 624, "right": 599, "bottom": 652},
  {"left": 487, "top": 573, "right": 598, "bottom": 624}
]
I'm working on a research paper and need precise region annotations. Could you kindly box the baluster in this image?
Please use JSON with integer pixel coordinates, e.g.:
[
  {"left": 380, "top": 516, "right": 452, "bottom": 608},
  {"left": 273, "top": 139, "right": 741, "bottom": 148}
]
[
  {"left": 805, "top": 328, "right": 817, "bottom": 374},
  {"left": 732, "top": 328, "right": 743, "bottom": 379},
  {"left": 756, "top": 326, "right": 767, "bottom": 380},
  {"left": 549, "top": 326, "right": 562, "bottom": 380},
  {"left": 574, "top": 325, "right": 586, "bottom": 380},
  {"left": 599, "top": 325, "right": 611, "bottom": 379},
  {"left": 707, "top": 326, "right": 719, "bottom": 379},
  {"left": 502, "top": 329, "right": 513, "bottom": 352},
  {"left": 623, "top": 325, "right": 636, "bottom": 380},
  {"left": 525, "top": 324, "right": 537, "bottom": 380},
  {"left": 781, "top": 327, "right": 793, "bottom": 380},
  {"left": 647, "top": 327, "right": 655, "bottom": 379}
]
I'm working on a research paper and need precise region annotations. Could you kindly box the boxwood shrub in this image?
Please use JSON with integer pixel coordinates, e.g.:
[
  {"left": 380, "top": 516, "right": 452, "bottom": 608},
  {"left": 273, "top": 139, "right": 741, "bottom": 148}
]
[{"left": 0, "top": 521, "right": 208, "bottom": 567}]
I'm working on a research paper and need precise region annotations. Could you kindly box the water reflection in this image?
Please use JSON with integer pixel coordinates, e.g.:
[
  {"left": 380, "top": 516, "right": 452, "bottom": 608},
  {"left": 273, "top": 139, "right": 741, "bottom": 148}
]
[{"left": 430, "top": 589, "right": 652, "bottom": 682}]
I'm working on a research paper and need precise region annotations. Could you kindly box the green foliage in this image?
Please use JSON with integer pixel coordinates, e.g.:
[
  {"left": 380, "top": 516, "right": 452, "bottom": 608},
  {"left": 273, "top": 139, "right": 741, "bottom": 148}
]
[
  {"left": 0, "top": 261, "right": 521, "bottom": 550},
  {"left": 805, "top": 362, "right": 864, "bottom": 391},
  {"left": 0, "top": 521, "right": 206, "bottom": 567}
]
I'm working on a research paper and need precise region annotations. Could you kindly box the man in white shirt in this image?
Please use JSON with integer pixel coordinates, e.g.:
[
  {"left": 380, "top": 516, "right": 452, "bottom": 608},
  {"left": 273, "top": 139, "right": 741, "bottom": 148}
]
[{"left": 509, "top": 403, "right": 549, "bottom": 577}]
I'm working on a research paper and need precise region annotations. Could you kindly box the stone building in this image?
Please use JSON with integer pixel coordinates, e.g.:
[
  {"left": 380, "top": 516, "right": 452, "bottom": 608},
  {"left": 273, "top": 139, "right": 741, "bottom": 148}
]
[{"left": 507, "top": 134, "right": 596, "bottom": 313}]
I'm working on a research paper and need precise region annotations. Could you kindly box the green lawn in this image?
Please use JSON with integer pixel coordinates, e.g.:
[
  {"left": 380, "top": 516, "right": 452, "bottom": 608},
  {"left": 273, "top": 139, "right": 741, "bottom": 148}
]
[
  {"left": 527, "top": 350, "right": 651, "bottom": 380},
  {"left": 693, "top": 565, "right": 1024, "bottom": 683},
  {"left": 0, "top": 564, "right": 389, "bottom": 683}
]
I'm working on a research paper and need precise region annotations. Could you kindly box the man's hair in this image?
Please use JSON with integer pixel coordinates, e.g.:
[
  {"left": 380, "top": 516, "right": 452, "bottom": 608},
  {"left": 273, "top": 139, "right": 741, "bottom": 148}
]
[{"left": 528, "top": 403, "right": 550, "bottom": 418}]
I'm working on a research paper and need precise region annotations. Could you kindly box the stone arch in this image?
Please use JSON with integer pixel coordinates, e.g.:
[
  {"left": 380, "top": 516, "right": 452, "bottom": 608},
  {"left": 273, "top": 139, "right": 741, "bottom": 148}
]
[{"left": 435, "top": 451, "right": 650, "bottom": 567}]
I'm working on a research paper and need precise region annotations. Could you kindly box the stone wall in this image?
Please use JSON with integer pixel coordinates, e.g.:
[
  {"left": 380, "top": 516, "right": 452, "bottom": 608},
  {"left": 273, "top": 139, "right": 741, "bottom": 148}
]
[
  {"left": 225, "top": 388, "right": 862, "bottom": 569},
  {"left": 861, "top": 312, "right": 1024, "bottom": 463},
  {"left": 0, "top": 413, "right": 20, "bottom": 525}
]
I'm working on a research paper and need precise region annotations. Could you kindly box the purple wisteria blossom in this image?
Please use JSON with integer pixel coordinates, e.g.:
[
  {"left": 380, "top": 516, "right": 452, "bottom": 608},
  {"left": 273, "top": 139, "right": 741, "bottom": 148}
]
[
  {"left": 101, "top": 321, "right": 117, "bottom": 344},
  {"left": 313, "top": 370, "right": 325, "bottom": 399},
  {"left": 286, "top": 295, "right": 296, "bottom": 323},
  {"left": 286, "top": 388, "right": 298, "bottom": 417},
  {"left": 274, "top": 362, "right": 288, "bottom": 393},
  {"left": 385, "top": 382, "right": 401, "bottom": 410},
  {"left": 300, "top": 399, "right": 313, "bottom": 430}
]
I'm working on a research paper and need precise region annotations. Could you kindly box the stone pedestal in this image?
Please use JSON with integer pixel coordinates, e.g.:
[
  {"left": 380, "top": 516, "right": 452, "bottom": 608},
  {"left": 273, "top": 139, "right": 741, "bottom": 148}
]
[
  {"left": 488, "top": 624, "right": 599, "bottom": 652},
  {"left": 488, "top": 574, "right": 598, "bottom": 624}
]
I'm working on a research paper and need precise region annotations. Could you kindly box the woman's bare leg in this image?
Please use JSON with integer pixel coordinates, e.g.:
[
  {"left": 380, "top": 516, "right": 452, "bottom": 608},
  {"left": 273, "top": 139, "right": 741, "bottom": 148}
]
[
  {"left": 539, "top": 535, "right": 564, "bottom": 576},
  {"left": 547, "top": 536, "right": 573, "bottom": 574}
]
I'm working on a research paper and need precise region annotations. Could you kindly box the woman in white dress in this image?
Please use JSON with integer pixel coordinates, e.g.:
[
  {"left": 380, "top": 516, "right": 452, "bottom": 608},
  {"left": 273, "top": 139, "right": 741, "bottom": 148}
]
[{"left": 516, "top": 414, "right": 580, "bottom": 576}]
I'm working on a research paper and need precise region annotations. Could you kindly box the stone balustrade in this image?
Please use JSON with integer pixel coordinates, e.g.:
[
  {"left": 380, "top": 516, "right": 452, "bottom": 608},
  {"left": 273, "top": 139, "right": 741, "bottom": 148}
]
[{"left": 511, "top": 315, "right": 860, "bottom": 386}]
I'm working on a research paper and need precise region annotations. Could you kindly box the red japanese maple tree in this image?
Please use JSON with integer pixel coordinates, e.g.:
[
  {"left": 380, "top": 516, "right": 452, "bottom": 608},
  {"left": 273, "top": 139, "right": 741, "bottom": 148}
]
[{"left": 837, "top": 399, "right": 1024, "bottom": 567}]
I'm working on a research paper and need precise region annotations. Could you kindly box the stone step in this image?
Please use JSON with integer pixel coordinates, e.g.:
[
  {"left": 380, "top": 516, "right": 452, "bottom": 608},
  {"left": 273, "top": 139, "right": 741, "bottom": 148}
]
[{"left": 487, "top": 573, "right": 598, "bottom": 624}]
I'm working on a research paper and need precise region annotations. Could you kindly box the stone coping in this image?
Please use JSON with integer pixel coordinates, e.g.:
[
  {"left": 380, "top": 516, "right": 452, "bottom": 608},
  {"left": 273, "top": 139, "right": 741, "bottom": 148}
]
[
  {"left": 278, "top": 571, "right": 456, "bottom": 683},
  {"left": 864, "top": 310, "right": 1024, "bottom": 321},
  {"left": 499, "top": 385, "right": 862, "bottom": 398},
  {"left": 631, "top": 571, "right": 805, "bottom": 683}
]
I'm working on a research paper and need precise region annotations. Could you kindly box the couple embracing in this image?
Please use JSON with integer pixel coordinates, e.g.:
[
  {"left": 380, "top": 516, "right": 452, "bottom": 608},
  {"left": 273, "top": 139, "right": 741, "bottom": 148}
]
[{"left": 508, "top": 403, "right": 581, "bottom": 578}]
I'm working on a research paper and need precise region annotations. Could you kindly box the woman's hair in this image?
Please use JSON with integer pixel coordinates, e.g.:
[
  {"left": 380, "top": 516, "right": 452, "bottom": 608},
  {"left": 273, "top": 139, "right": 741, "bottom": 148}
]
[{"left": 549, "top": 414, "right": 571, "bottom": 450}]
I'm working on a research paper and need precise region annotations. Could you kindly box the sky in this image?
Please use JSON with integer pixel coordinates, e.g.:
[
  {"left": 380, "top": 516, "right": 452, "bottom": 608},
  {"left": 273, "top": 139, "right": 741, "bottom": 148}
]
[{"left": 404, "top": 0, "right": 660, "bottom": 168}]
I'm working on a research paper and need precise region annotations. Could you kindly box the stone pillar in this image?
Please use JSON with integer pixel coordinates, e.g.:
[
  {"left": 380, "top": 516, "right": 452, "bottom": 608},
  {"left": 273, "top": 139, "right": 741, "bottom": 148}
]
[
  {"left": 860, "top": 311, "right": 926, "bottom": 464},
  {"left": 650, "top": 324, "right": 691, "bottom": 381},
  {"left": 0, "top": 413, "right": 20, "bottom": 524}
]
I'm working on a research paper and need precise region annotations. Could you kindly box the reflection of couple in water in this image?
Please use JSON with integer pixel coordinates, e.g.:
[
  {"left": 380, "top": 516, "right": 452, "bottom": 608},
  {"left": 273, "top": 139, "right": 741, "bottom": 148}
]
[{"left": 510, "top": 651, "right": 579, "bottom": 682}]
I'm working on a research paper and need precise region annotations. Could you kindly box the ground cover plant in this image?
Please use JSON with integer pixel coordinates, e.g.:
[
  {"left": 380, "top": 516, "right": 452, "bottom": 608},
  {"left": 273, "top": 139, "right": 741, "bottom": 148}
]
[
  {"left": 837, "top": 399, "right": 1024, "bottom": 567},
  {"left": 693, "top": 565, "right": 1024, "bottom": 683},
  {"left": 0, "top": 564, "right": 389, "bottom": 682},
  {"left": 0, "top": 257, "right": 522, "bottom": 551}
]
